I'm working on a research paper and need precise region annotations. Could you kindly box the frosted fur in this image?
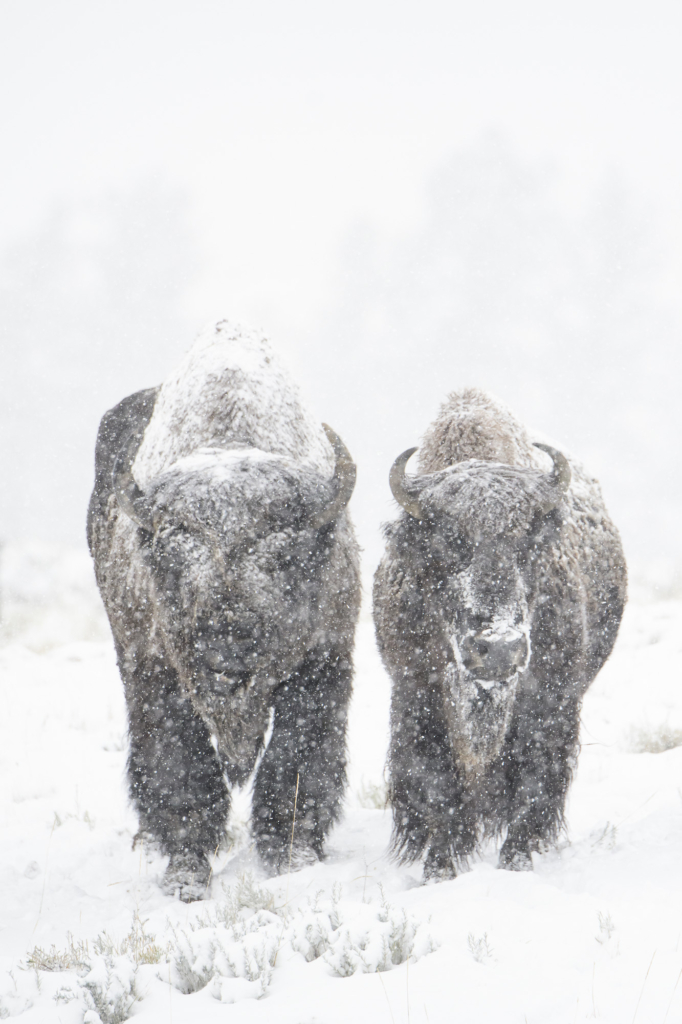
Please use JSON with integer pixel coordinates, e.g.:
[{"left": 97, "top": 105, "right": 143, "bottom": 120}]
[
  {"left": 418, "top": 387, "right": 539, "bottom": 473},
  {"left": 134, "top": 320, "right": 333, "bottom": 486},
  {"left": 373, "top": 389, "right": 626, "bottom": 881},
  {"left": 88, "top": 322, "right": 360, "bottom": 901}
]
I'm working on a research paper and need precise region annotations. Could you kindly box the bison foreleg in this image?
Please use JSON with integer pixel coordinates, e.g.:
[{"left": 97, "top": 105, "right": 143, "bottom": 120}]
[
  {"left": 252, "top": 649, "right": 352, "bottom": 875},
  {"left": 126, "top": 662, "right": 230, "bottom": 900},
  {"left": 499, "top": 689, "right": 580, "bottom": 870},
  {"left": 389, "top": 685, "right": 478, "bottom": 881}
]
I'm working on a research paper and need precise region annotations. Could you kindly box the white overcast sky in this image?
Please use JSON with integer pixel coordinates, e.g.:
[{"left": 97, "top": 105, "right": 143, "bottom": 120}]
[
  {"left": 1, "top": 0, "right": 680, "bottom": 333},
  {"left": 1, "top": 0, "right": 681, "bottom": 569}
]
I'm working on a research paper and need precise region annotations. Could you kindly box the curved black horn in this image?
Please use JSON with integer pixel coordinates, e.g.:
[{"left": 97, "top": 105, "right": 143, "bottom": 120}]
[
  {"left": 389, "top": 447, "right": 423, "bottom": 519},
  {"left": 533, "top": 442, "right": 571, "bottom": 512},
  {"left": 310, "top": 424, "right": 357, "bottom": 528},
  {"left": 113, "top": 437, "right": 154, "bottom": 533}
]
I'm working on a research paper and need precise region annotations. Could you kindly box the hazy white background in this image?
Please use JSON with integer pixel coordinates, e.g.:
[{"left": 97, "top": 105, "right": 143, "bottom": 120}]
[
  {"left": 1, "top": 0, "right": 680, "bottom": 576},
  {"left": 2, "top": 11, "right": 682, "bottom": 1020}
]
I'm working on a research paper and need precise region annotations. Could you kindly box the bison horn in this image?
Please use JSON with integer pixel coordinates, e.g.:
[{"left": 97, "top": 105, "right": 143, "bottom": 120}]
[
  {"left": 389, "top": 447, "right": 424, "bottom": 519},
  {"left": 310, "top": 424, "right": 357, "bottom": 528},
  {"left": 113, "top": 436, "right": 154, "bottom": 533},
  {"left": 533, "top": 442, "right": 571, "bottom": 512}
]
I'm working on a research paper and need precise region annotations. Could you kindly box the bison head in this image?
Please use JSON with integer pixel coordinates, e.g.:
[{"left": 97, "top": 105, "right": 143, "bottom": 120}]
[
  {"left": 389, "top": 443, "right": 570, "bottom": 771},
  {"left": 113, "top": 427, "right": 356, "bottom": 777}
]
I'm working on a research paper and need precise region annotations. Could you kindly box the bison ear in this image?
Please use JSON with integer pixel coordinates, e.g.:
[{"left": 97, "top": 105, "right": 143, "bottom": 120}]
[
  {"left": 533, "top": 442, "right": 571, "bottom": 513},
  {"left": 389, "top": 447, "right": 424, "bottom": 519},
  {"left": 112, "top": 435, "right": 155, "bottom": 533},
  {"left": 309, "top": 424, "right": 357, "bottom": 528}
]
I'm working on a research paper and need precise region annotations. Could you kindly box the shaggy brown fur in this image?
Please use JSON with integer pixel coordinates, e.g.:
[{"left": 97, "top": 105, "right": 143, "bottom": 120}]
[
  {"left": 88, "top": 322, "right": 361, "bottom": 900},
  {"left": 374, "top": 388, "right": 626, "bottom": 880}
]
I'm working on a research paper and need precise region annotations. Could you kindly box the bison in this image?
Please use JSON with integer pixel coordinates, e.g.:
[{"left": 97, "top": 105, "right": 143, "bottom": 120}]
[
  {"left": 373, "top": 388, "right": 626, "bottom": 881},
  {"left": 88, "top": 321, "right": 360, "bottom": 900}
]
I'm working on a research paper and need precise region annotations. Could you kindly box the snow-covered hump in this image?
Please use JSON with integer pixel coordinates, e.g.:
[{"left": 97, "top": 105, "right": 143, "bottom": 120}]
[
  {"left": 418, "top": 387, "right": 542, "bottom": 473},
  {"left": 133, "top": 320, "right": 333, "bottom": 487}
]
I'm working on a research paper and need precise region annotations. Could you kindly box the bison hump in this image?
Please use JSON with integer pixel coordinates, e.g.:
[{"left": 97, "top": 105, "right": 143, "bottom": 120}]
[
  {"left": 418, "top": 387, "right": 538, "bottom": 473},
  {"left": 132, "top": 320, "right": 333, "bottom": 486}
]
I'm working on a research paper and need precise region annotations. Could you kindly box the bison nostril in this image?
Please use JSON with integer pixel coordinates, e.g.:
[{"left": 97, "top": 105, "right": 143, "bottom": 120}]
[{"left": 459, "top": 630, "right": 529, "bottom": 682}]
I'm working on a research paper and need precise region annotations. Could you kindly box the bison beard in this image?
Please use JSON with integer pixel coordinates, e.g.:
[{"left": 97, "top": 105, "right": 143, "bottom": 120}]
[
  {"left": 87, "top": 323, "right": 360, "bottom": 900},
  {"left": 373, "top": 388, "right": 626, "bottom": 882}
]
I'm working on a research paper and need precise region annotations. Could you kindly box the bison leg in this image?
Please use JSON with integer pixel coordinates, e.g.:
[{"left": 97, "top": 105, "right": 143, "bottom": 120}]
[
  {"left": 498, "top": 689, "right": 580, "bottom": 871},
  {"left": 252, "top": 648, "right": 352, "bottom": 875},
  {"left": 389, "top": 685, "right": 478, "bottom": 881},
  {"left": 126, "top": 660, "right": 230, "bottom": 901}
]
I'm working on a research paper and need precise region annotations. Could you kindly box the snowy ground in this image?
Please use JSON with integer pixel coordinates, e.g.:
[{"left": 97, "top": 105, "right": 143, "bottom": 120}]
[{"left": 1, "top": 553, "right": 682, "bottom": 1022}]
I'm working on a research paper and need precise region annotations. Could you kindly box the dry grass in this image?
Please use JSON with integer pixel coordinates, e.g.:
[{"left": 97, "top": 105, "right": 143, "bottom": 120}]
[
  {"left": 26, "top": 913, "right": 168, "bottom": 974},
  {"left": 26, "top": 936, "right": 90, "bottom": 973}
]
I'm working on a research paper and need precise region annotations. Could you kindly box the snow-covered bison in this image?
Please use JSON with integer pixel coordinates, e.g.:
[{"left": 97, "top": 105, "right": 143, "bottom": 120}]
[
  {"left": 88, "top": 322, "right": 360, "bottom": 900},
  {"left": 373, "top": 389, "right": 626, "bottom": 881}
]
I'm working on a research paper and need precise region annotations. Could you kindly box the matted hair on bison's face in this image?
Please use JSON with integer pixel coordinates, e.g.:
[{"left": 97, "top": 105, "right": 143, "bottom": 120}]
[
  {"left": 388, "top": 445, "right": 570, "bottom": 769},
  {"left": 113, "top": 437, "right": 355, "bottom": 771}
]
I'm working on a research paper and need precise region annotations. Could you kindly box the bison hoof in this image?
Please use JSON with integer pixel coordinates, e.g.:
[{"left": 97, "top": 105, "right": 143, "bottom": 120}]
[
  {"left": 260, "top": 841, "right": 320, "bottom": 877},
  {"left": 132, "top": 829, "right": 161, "bottom": 852},
  {"left": 498, "top": 844, "right": 533, "bottom": 872},
  {"left": 162, "top": 851, "right": 211, "bottom": 902},
  {"left": 422, "top": 851, "right": 457, "bottom": 884}
]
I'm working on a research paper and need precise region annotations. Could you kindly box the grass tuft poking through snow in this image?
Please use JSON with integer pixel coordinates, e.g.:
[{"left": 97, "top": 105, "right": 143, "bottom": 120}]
[
  {"left": 596, "top": 911, "right": 615, "bottom": 945},
  {"left": 20, "top": 914, "right": 170, "bottom": 1023},
  {"left": 15, "top": 875, "right": 438, "bottom": 1018},
  {"left": 467, "top": 932, "right": 494, "bottom": 964},
  {"left": 169, "top": 873, "right": 437, "bottom": 1001},
  {"left": 26, "top": 912, "right": 169, "bottom": 974}
]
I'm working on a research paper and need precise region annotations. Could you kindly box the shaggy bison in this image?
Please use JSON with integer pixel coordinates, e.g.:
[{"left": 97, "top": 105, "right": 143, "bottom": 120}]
[
  {"left": 88, "top": 322, "right": 360, "bottom": 899},
  {"left": 373, "top": 388, "right": 626, "bottom": 880}
]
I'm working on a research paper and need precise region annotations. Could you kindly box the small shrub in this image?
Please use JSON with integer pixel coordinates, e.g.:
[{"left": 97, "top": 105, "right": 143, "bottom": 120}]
[
  {"left": 25, "top": 914, "right": 167, "bottom": 1023},
  {"left": 467, "top": 933, "right": 493, "bottom": 964},
  {"left": 27, "top": 934, "right": 90, "bottom": 972},
  {"left": 27, "top": 914, "right": 168, "bottom": 974},
  {"left": 22, "top": 873, "right": 439, "bottom": 1014},
  {"left": 168, "top": 874, "right": 436, "bottom": 993},
  {"left": 596, "top": 911, "right": 615, "bottom": 945},
  {"left": 52, "top": 809, "right": 95, "bottom": 830},
  {"left": 0, "top": 969, "right": 37, "bottom": 1018},
  {"left": 323, "top": 885, "right": 435, "bottom": 976},
  {"left": 169, "top": 875, "right": 281, "bottom": 996},
  {"left": 92, "top": 913, "right": 170, "bottom": 966},
  {"left": 81, "top": 956, "right": 139, "bottom": 1024}
]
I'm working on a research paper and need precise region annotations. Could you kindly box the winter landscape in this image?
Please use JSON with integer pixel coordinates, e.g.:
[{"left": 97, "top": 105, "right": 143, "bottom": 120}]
[
  {"left": 2, "top": 2, "right": 682, "bottom": 1023},
  {"left": 1, "top": 548, "right": 682, "bottom": 1023}
]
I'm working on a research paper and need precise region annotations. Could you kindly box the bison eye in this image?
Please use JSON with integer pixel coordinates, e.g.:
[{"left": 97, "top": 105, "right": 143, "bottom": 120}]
[
  {"left": 518, "top": 509, "right": 560, "bottom": 565},
  {"left": 523, "top": 508, "right": 561, "bottom": 548},
  {"left": 154, "top": 517, "right": 189, "bottom": 539},
  {"left": 429, "top": 532, "right": 472, "bottom": 571},
  {"left": 526, "top": 510, "right": 545, "bottom": 537},
  {"left": 449, "top": 534, "right": 473, "bottom": 568}
]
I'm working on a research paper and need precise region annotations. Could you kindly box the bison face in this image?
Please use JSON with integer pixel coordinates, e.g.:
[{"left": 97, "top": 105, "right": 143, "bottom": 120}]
[
  {"left": 389, "top": 445, "right": 570, "bottom": 770},
  {"left": 427, "top": 517, "right": 532, "bottom": 770},
  {"left": 114, "top": 431, "right": 355, "bottom": 774}
]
